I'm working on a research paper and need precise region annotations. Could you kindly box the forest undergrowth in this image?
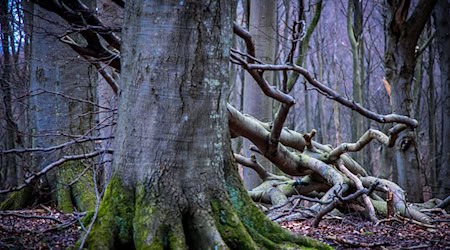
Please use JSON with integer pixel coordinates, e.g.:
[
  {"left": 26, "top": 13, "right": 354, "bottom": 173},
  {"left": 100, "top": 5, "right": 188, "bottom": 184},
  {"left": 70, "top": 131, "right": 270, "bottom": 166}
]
[{"left": 0, "top": 205, "right": 448, "bottom": 249}]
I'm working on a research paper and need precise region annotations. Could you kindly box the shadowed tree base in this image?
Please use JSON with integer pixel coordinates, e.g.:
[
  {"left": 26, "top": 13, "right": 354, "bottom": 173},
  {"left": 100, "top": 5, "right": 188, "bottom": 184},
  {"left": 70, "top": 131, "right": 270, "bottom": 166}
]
[{"left": 84, "top": 156, "right": 331, "bottom": 250}]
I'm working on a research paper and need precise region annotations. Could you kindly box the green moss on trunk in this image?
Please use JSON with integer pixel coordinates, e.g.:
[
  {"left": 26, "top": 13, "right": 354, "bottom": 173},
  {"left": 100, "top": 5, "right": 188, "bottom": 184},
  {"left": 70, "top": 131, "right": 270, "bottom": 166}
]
[
  {"left": 84, "top": 176, "right": 135, "bottom": 249},
  {"left": 132, "top": 184, "right": 187, "bottom": 249},
  {"left": 0, "top": 187, "right": 33, "bottom": 210},
  {"left": 56, "top": 162, "right": 96, "bottom": 212},
  {"left": 224, "top": 156, "right": 332, "bottom": 250},
  {"left": 211, "top": 199, "right": 258, "bottom": 249}
]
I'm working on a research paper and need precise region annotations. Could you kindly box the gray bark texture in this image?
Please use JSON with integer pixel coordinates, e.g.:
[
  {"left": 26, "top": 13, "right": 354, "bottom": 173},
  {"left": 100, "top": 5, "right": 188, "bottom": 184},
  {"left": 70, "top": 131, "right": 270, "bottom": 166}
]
[
  {"left": 85, "top": 1, "right": 329, "bottom": 249},
  {"left": 28, "top": 4, "right": 96, "bottom": 211},
  {"left": 384, "top": 0, "right": 437, "bottom": 202},
  {"left": 242, "top": 0, "right": 276, "bottom": 190},
  {"left": 0, "top": 0, "right": 18, "bottom": 191},
  {"left": 434, "top": 0, "right": 450, "bottom": 199}
]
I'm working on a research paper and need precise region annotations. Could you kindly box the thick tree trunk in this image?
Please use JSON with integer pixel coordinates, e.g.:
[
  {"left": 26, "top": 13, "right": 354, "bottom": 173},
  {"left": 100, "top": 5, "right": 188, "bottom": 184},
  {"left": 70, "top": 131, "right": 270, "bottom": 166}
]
[
  {"left": 27, "top": 4, "right": 97, "bottom": 211},
  {"left": 86, "top": 1, "right": 329, "bottom": 249},
  {"left": 385, "top": 43, "right": 423, "bottom": 202},
  {"left": 434, "top": 0, "right": 450, "bottom": 199},
  {"left": 384, "top": 0, "right": 437, "bottom": 202},
  {"left": 242, "top": 0, "right": 276, "bottom": 189}
]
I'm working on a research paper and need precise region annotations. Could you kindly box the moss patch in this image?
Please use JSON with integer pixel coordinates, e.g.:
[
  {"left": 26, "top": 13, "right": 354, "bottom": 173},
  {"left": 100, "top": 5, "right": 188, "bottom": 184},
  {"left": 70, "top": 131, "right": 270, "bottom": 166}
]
[
  {"left": 56, "top": 162, "right": 96, "bottom": 212},
  {"left": 224, "top": 157, "right": 332, "bottom": 250},
  {"left": 211, "top": 199, "right": 257, "bottom": 249},
  {"left": 84, "top": 176, "right": 135, "bottom": 249},
  {"left": 0, "top": 188, "right": 33, "bottom": 210}
]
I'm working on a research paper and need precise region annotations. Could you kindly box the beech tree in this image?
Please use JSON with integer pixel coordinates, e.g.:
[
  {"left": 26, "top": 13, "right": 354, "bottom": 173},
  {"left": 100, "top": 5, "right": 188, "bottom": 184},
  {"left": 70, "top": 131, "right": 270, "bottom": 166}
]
[
  {"left": 384, "top": 0, "right": 437, "bottom": 202},
  {"left": 242, "top": 0, "right": 277, "bottom": 189},
  {"left": 433, "top": 0, "right": 450, "bottom": 199},
  {"left": 1, "top": 0, "right": 447, "bottom": 249}
]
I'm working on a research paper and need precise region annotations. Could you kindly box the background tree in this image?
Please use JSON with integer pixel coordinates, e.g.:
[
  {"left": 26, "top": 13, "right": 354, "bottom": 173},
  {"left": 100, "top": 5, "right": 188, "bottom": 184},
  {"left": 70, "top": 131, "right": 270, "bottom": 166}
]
[
  {"left": 347, "top": 0, "right": 367, "bottom": 170},
  {"left": 242, "top": 0, "right": 277, "bottom": 189},
  {"left": 0, "top": 0, "right": 19, "bottom": 191},
  {"left": 384, "top": 0, "right": 437, "bottom": 202},
  {"left": 27, "top": 4, "right": 98, "bottom": 211},
  {"left": 433, "top": 0, "right": 450, "bottom": 199}
]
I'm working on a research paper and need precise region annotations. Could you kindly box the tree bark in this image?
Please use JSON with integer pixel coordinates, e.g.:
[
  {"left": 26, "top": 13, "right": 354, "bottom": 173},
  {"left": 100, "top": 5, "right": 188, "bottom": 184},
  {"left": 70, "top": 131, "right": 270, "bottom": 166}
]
[
  {"left": 384, "top": 0, "right": 437, "bottom": 202},
  {"left": 348, "top": 0, "right": 366, "bottom": 170},
  {"left": 0, "top": 0, "right": 19, "bottom": 192},
  {"left": 242, "top": 0, "right": 276, "bottom": 189},
  {"left": 27, "top": 4, "right": 97, "bottom": 211},
  {"left": 86, "top": 1, "right": 329, "bottom": 249},
  {"left": 433, "top": 0, "right": 450, "bottom": 199}
]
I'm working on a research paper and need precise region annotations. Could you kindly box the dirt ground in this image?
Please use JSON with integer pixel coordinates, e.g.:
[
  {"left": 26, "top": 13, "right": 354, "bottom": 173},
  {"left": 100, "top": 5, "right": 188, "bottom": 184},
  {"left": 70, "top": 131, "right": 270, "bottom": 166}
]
[{"left": 0, "top": 206, "right": 449, "bottom": 249}]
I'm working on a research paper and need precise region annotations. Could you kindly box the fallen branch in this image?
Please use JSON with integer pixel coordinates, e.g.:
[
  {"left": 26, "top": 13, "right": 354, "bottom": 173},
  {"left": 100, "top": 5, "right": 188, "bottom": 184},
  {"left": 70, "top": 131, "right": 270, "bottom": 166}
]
[
  {"left": 326, "top": 126, "right": 407, "bottom": 161},
  {"left": 435, "top": 195, "right": 450, "bottom": 209},
  {"left": 0, "top": 210, "right": 63, "bottom": 224},
  {"left": 336, "top": 159, "right": 377, "bottom": 222},
  {"left": 325, "top": 235, "right": 389, "bottom": 248},
  {"left": 244, "top": 63, "right": 418, "bottom": 128},
  {"left": 312, "top": 182, "right": 378, "bottom": 227},
  {"left": 234, "top": 153, "right": 268, "bottom": 180},
  {"left": 361, "top": 176, "right": 431, "bottom": 223}
]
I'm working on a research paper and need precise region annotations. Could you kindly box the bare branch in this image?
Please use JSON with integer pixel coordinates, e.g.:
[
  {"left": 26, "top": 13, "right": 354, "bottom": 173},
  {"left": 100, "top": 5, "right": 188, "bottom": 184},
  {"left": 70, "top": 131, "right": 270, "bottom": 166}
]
[
  {"left": 326, "top": 125, "right": 407, "bottom": 161},
  {"left": 0, "top": 149, "right": 113, "bottom": 194},
  {"left": 1, "top": 136, "right": 114, "bottom": 154},
  {"left": 234, "top": 153, "right": 269, "bottom": 180},
  {"left": 312, "top": 182, "right": 378, "bottom": 227},
  {"left": 336, "top": 159, "right": 377, "bottom": 222},
  {"left": 232, "top": 23, "right": 295, "bottom": 105},
  {"left": 269, "top": 103, "right": 292, "bottom": 155},
  {"left": 245, "top": 63, "right": 418, "bottom": 128}
]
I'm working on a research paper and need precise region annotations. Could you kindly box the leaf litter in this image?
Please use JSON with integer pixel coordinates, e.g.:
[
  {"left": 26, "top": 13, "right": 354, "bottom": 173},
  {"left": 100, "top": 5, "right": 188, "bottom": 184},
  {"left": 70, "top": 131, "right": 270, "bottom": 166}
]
[{"left": 0, "top": 206, "right": 449, "bottom": 249}]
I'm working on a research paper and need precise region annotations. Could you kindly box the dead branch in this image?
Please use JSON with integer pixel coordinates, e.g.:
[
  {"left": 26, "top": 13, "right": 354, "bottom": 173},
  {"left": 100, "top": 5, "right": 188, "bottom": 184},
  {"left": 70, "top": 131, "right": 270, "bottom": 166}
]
[
  {"left": 1, "top": 136, "right": 113, "bottom": 154},
  {"left": 326, "top": 125, "right": 407, "bottom": 161},
  {"left": 325, "top": 235, "right": 389, "bottom": 248},
  {"left": 268, "top": 103, "right": 293, "bottom": 155},
  {"left": 0, "top": 210, "right": 63, "bottom": 224},
  {"left": 244, "top": 63, "right": 418, "bottom": 128},
  {"left": 232, "top": 23, "right": 295, "bottom": 105},
  {"left": 234, "top": 153, "right": 268, "bottom": 180},
  {"left": 435, "top": 195, "right": 450, "bottom": 209},
  {"left": 228, "top": 104, "right": 312, "bottom": 176},
  {"left": 0, "top": 149, "right": 113, "bottom": 194},
  {"left": 336, "top": 159, "right": 377, "bottom": 222},
  {"left": 361, "top": 176, "right": 431, "bottom": 223},
  {"left": 312, "top": 182, "right": 377, "bottom": 227}
]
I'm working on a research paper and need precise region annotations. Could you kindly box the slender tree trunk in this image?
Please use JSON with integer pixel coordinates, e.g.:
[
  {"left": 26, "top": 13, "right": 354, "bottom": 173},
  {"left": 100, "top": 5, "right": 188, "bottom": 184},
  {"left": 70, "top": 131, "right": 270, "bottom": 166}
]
[
  {"left": 0, "top": 0, "right": 18, "bottom": 191},
  {"left": 425, "top": 30, "right": 437, "bottom": 199},
  {"left": 348, "top": 0, "right": 366, "bottom": 170},
  {"left": 314, "top": 28, "right": 326, "bottom": 143},
  {"left": 242, "top": 0, "right": 276, "bottom": 189},
  {"left": 86, "top": 2, "right": 329, "bottom": 249},
  {"left": 433, "top": 0, "right": 450, "bottom": 198}
]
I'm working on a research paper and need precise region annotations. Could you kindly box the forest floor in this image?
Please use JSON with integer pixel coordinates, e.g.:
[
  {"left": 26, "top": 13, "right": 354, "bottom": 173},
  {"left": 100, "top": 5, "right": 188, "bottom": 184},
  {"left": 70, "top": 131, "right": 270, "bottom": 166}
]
[{"left": 0, "top": 206, "right": 449, "bottom": 249}]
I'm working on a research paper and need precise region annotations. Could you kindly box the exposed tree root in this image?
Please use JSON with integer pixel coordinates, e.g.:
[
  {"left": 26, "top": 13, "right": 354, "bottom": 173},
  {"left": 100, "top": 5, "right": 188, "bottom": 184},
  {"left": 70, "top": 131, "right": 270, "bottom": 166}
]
[{"left": 83, "top": 158, "right": 331, "bottom": 250}]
